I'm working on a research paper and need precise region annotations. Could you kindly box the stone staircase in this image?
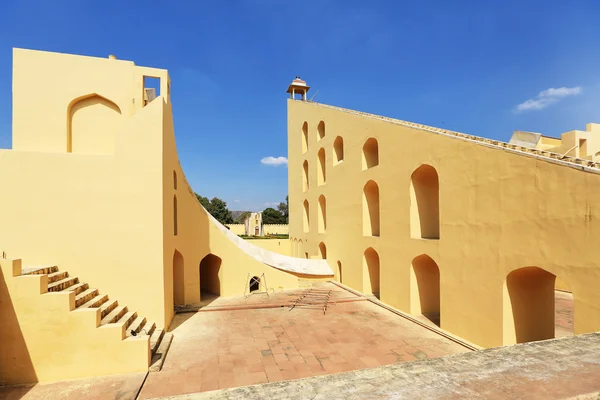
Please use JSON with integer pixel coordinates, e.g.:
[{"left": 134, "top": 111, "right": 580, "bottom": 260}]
[{"left": 21, "top": 265, "right": 166, "bottom": 363}]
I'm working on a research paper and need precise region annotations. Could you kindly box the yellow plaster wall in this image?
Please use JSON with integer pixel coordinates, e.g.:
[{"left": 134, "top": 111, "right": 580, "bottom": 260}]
[
  {"left": 0, "top": 259, "right": 149, "bottom": 384},
  {"left": 1, "top": 48, "right": 168, "bottom": 328},
  {"left": 245, "top": 239, "right": 291, "bottom": 256},
  {"left": 288, "top": 99, "right": 600, "bottom": 348},
  {"left": 226, "top": 224, "right": 246, "bottom": 235},
  {"left": 0, "top": 49, "right": 321, "bottom": 383}
]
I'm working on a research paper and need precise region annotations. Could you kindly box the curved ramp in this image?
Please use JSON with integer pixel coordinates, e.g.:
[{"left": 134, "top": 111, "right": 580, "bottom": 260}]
[{"left": 205, "top": 210, "right": 333, "bottom": 276}]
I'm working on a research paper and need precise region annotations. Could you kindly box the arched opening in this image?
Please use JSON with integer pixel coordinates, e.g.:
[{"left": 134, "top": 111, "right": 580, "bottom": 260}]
[
  {"left": 363, "top": 248, "right": 380, "bottom": 299},
  {"left": 302, "top": 122, "right": 308, "bottom": 153},
  {"left": 173, "top": 250, "right": 185, "bottom": 306},
  {"left": 173, "top": 170, "right": 178, "bottom": 190},
  {"left": 67, "top": 94, "right": 122, "bottom": 154},
  {"left": 362, "top": 138, "right": 379, "bottom": 170},
  {"left": 173, "top": 195, "right": 178, "bottom": 236},
  {"left": 410, "top": 254, "right": 440, "bottom": 327},
  {"left": 337, "top": 261, "right": 342, "bottom": 283},
  {"left": 410, "top": 164, "right": 440, "bottom": 239},
  {"left": 250, "top": 276, "right": 261, "bottom": 292},
  {"left": 503, "top": 267, "right": 573, "bottom": 344},
  {"left": 362, "top": 180, "right": 380, "bottom": 237},
  {"left": 303, "top": 160, "right": 309, "bottom": 192},
  {"left": 317, "top": 121, "right": 325, "bottom": 141},
  {"left": 333, "top": 136, "right": 344, "bottom": 165},
  {"left": 303, "top": 200, "right": 310, "bottom": 232},
  {"left": 200, "top": 254, "right": 221, "bottom": 300},
  {"left": 317, "top": 195, "right": 326, "bottom": 233},
  {"left": 318, "top": 242, "right": 327, "bottom": 259},
  {"left": 317, "top": 148, "right": 326, "bottom": 185}
]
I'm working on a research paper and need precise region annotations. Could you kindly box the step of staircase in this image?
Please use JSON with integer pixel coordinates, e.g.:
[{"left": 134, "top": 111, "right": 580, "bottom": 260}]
[
  {"left": 67, "top": 282, "right": 89, "bottom": 295},
  {"left": 100, "top": 299, "right": 118, "bottom": 319},
  {"left": 48, "top": 271, "right": 68, "bottom": 283},
  {"left": 101, "top": 305, "right": 127, "bottom": 325},
  {"left": 78, "top": 294, "right": 109, "bottom": 310},
  {"left": 75, "top": 288, "right": 99, "bottom": 308},
  {"left": 150, "top": 327, "right": 164, "bottom": 355},
  {"left": 22, "top": 265, "right": 58, "bottom": 275},
  {"left": 126, "top": 316, "right": 147, "bottom": 337},
  {"left": 48, "top": 276, "right": 79, "bottom": 292},
  {"left": 116, "top": 311, "right": 137, "bottom": 330},
  {"left": 145, "top": 321, "right": 157, "bottom": 339}
]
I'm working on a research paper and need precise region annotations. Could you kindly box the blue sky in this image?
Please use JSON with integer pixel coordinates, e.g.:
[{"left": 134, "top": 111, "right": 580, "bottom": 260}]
[{"left": 0, "top": 1, "right": 598, "bottom": 211}]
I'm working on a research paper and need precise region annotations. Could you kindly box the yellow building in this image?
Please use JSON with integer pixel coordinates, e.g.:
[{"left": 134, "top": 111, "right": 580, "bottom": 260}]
[
  {"left": 0, "top": 49, "right": 331, "bottom": 384},
  {"left": 287, "top": 78, "right": 600, "bottom": 349}
]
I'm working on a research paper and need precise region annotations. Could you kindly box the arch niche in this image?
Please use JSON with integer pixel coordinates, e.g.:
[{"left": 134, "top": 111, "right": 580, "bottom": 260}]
[
  {"left": 67, "top": 93, "right": 122, "bottom": 154},
  {"left": 410, "top": 254, "right": 441, "bottom": 326},
  {"left": 200, "top": 254, "right": 222, "bottom": 299},
  {"left": 173, "top": 250, "right": 185, "bottom": 306}
]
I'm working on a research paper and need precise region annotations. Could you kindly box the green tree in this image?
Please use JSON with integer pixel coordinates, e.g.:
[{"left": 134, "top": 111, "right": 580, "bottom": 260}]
[
  {"left": 208, "top": 197, "right": 234, "bottom": 225},
  {"left": 262, "top": 207, "right": 286, "bottom": 224},
  {"left": 196, "top": 193, "right": 210, "bottom": 210},
  {"left": 195, "top": 192, "right": 234, "bottom": 225},
  {"left": 277, "top": 195, "right": 289, "bottom": 224}
]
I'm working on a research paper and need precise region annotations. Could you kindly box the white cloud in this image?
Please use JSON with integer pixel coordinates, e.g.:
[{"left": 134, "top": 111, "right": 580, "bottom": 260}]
[
  {"left": 233, "top": 199, "right": 240, "bottom": 203},
  {"left": 260, "top": 156, "right": 288, "bottom": 166},
  {"left": 516, "top": 86, "right": 582, "bottom": 112}
]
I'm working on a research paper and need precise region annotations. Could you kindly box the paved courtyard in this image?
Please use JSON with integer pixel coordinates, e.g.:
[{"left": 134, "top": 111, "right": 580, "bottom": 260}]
[
  {"left": 0, "top": 284, "right": 579, "bottom": 399},
  {"left": 138, "top": 283, "right": 471, "bottom": 398}
]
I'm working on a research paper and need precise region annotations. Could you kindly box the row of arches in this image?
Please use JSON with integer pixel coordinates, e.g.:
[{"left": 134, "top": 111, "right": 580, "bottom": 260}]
[
  {"left": 301, "top": 164, "right": 440, "bottom": 238},
  {"left": 293, "top": 239, "right": 571, "bottom": 344},
  {"left": 302, "top": 121, "right": 326, "bottom": 154},
  {"left": 302, "top": 136, "right": 379, "bottom": 192},
  {"left": 172, "top": 251, "right": 222, "bottom": 306}
]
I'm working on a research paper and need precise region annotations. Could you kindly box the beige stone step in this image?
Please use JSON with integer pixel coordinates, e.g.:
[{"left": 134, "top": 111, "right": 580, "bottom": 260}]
[
  {"left": 116, "top": 311, "right": 137, "bottom": 330},
  {"left": 150, "top": 328, "right": 164, "bottom": 355},
  {"left": 100, "top": 299, "right": 118, "bottom": 319},
  {"left": 48, "top": 276, "right": 79, "bottom": 292},
  {"left": 48, "top": 271, "right": 68, "bottom": 283},
  {"left": 145, "top": 321, "right": 157, "bottom": 338},
  {"left": 22, "top": 265, "right": 58, "bottom": 275},
  {"left": 126, "top": 316, "right": 147, "bottom": 337},
  {"left": 149, "top": 332, "right": 173, "bottom": 372},
  {"left": 75, "top": 288, "right": 98, "bottom": 307},
  {"left": 78, "top": 293, "right": 108, "bottom": 310},
  {"left": 100, "top": 305, "right": 127, "bottom": 325},
  {"left": 67, "top": 282, "right": 89, "bottom": 295}
]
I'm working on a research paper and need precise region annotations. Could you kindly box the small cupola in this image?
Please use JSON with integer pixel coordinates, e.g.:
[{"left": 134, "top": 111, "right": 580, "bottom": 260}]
[{"left": 287, "top": 76, "right": 310, "bottom": 101}]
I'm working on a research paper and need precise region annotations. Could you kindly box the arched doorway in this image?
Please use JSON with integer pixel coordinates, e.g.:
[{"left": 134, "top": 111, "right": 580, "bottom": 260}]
[
  {"left": 173, "top": 250, "right": 185, "bottom": 306},
  {"left": 363, "top": 248, "right": 380, "bottom": 299},
  {"left": 410, "top": 254, "right": 440, "bottom": 326},
  {"left": 199, "top": 254, "right": 221, "bottom": 300},
  {"left": 503, "top": 266, "right": 568, "bottom": 344}
]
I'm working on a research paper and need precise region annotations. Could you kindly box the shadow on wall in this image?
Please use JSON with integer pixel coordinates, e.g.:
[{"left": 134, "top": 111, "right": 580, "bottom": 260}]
[
  {"left": 0, "top": 269, "right": 37, "bottom": 385},
  {"left": 411, "top": 254, "right": 441, "bottom": 327}
]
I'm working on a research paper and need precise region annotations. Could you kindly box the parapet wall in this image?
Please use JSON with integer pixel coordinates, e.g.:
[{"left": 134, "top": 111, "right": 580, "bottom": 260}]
[
  {"left": 263, "top": 224, "right": 289, "bottom": 235},
  {"left": 225, "top": 224, "right": 289, "bottom": 236}
]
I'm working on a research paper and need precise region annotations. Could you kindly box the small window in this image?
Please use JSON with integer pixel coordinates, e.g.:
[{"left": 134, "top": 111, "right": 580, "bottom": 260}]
[
  {"left": 362, "top": 138, "right": 379, "bottom": 170},
  {"left": 143, "top": 76, "right": 161, "bottom": 107},
  {"left": 302, "top": 122, "right": 308, "bottom": 153},
  {"left": 333, "top": 136, "right": 344, "bottom": 165},
  {"left": 317, "top": 121, "right": 325, "bottom": 141}
]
